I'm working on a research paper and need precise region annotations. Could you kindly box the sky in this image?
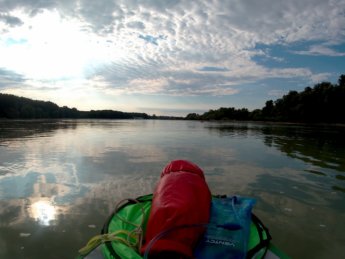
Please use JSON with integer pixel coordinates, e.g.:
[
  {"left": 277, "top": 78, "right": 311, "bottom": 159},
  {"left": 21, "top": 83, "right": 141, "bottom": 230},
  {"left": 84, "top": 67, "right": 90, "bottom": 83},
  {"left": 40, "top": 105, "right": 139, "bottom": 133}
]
[{"left": 0, "top": 0, "right": 345, "bottom": 116}]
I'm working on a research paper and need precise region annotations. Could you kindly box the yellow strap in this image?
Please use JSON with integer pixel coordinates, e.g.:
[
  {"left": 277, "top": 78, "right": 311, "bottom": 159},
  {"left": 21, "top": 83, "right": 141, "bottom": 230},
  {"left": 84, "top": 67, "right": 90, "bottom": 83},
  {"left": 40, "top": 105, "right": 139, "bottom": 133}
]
[
  {"left": 78, "top": 198, "right": 146, "bottom": 257},
  {"left": 78, "top": 230, "right": 137, "bottom": 256}
]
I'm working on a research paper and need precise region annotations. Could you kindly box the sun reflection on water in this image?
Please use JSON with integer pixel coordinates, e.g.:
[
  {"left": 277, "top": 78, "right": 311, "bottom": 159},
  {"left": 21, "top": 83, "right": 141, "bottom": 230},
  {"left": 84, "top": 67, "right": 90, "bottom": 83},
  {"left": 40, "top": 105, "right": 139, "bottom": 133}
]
[{"left": 30, "top": 200, "right": 56, "bottom": 226}]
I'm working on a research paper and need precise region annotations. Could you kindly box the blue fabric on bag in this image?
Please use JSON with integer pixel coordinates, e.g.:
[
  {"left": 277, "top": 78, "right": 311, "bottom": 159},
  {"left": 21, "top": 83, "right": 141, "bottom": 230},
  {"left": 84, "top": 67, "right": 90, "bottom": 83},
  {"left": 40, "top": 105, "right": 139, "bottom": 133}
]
[{"left": 194, "top": 196, "right": 256, "bottom": 259}]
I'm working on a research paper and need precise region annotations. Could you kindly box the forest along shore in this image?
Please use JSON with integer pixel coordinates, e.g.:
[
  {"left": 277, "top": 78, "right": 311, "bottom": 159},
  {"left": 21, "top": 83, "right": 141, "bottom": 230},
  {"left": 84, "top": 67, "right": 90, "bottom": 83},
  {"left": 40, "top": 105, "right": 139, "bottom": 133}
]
[{"left": 1, "top": 74, "right": 345, "bottom": 123}]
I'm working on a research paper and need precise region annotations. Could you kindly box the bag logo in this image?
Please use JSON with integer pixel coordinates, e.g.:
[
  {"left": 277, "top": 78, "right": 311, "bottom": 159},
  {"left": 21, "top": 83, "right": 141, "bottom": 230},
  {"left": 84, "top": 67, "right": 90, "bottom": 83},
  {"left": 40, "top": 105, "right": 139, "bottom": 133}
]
[{"left": 205, "top": 238, "right": 236, "bottom": 247}]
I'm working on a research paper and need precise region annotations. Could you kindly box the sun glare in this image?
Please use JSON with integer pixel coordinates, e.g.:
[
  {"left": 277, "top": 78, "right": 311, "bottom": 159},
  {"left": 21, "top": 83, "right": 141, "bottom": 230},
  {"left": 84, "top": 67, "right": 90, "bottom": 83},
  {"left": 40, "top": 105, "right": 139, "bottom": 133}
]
[
  {"left": 0, "top": 10, "right": 119, "bottom": 81},
  {"left": 30, "top": 200, "right": 57, "bottom": 226}
]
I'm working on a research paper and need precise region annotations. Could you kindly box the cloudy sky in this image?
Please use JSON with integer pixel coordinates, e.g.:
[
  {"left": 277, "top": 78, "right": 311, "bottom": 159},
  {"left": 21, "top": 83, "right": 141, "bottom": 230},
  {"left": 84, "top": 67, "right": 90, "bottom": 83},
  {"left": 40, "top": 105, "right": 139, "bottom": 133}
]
[{"left": 0, "top": 0, "right": 344, "bottom": 116}]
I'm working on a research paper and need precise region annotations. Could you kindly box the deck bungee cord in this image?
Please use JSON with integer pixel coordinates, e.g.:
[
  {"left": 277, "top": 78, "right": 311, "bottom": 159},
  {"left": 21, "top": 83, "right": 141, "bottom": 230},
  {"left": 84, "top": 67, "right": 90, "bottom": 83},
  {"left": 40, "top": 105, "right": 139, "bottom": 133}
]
[{"left": 78, "top": 198, "right": 146, "bottom": 257}]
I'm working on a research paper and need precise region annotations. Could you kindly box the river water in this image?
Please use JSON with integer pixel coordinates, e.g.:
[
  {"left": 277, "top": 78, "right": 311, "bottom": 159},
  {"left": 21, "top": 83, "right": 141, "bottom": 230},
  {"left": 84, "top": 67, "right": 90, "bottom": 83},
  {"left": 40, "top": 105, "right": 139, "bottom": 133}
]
[{"left": 0, "top": 119, "right": 344, "bottom": 258}]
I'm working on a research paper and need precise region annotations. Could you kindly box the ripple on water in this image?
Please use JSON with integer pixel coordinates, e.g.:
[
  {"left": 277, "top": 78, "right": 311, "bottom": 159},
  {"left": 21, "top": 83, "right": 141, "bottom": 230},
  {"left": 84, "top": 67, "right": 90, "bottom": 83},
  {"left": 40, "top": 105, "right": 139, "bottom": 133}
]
[
  {"left": 332, "top": 185, "right": 345, "bottom": 193},
  {"left": 304, "top": 169, "right": 327, "bottom": 176},
  {"left": 335, "top": 174, "right": 345, "bottom": 181}
]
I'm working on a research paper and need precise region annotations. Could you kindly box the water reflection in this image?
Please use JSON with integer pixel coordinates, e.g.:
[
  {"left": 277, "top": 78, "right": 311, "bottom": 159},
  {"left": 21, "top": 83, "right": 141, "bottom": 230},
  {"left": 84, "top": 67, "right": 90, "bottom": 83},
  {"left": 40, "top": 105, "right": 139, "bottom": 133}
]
[
  {"left": 0, "top": 119, "right": 78, "bottom": 141},
  {"left": 207, "top": 122, "right": 345, "bottom": 175},
  {"left": 29, "top": 199, "right": 56, "bottom": 226},
  {"left": 261, "top": 124, "right": 345, "bottom": 172},
  {"left": 0, "top": 120, "right": 345, "bottom": 258}
]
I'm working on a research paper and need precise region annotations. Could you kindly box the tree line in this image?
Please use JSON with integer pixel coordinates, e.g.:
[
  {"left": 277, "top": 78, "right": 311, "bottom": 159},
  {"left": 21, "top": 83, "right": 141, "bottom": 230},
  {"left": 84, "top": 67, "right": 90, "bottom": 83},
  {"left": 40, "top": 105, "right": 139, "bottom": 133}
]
[
  {"left": 0, "top": 94, "right": 149, "bottom": 119},
  {"left": 186, "top": 74, "right": 345, "bottom": 123},
  {"left": 1, "top": 74, "right": 344, "bottom": 122}
]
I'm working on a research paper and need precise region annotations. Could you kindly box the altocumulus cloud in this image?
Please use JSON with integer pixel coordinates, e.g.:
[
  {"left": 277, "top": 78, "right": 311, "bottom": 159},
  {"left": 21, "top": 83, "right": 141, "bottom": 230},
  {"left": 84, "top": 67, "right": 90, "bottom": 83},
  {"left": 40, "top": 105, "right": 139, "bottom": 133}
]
[{"left": 0, "top": 0, "right": 345, "bottom": 115}]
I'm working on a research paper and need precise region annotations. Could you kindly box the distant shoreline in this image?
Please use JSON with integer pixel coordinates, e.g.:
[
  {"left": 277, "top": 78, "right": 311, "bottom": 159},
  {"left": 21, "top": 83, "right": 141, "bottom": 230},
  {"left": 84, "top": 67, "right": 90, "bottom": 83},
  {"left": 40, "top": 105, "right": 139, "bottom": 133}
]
[
  {"left": 1, "top": 74, "right": 345, "bottom": 123},
  {"left": 1, "top": 118, "right": 344, "bottom": 128}
]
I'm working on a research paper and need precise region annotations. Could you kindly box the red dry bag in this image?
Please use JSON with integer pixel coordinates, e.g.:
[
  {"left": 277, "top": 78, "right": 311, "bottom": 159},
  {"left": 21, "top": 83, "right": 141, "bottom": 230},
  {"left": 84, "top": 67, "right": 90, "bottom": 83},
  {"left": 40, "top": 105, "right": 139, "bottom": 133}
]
[{"left": 141, "top": 160, "right": 211, "bottom": 258}]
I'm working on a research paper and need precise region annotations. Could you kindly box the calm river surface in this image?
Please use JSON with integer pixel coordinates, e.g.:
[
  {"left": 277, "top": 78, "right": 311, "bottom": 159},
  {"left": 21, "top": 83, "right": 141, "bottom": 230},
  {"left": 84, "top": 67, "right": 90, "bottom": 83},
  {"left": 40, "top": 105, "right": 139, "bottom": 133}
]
[{"left": 0, "top": 119, "right": 344, "bottom": 258}]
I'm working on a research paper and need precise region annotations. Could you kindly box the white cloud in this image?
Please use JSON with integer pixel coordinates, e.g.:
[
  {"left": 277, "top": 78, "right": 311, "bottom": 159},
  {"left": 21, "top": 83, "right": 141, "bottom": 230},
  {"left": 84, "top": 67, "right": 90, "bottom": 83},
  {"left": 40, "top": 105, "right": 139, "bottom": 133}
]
[
  {"left": 0, "top": 13, "right": 23, "bottom": 27},
  {"left": 310, "top": 73, "right": 332, "bottom": 83},
  {"left": 293, "top": 45, "right": 345, "bottom": 56},
  {"left": 0, "top": 0, "right": 344, "bottom": 112}
]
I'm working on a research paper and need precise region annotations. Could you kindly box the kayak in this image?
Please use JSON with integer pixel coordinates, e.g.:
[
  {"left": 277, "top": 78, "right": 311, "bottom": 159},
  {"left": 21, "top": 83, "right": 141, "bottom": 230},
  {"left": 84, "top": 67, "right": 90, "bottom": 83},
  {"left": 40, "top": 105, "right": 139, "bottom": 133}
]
[
  {"left": 80, "top": 194, "right": 289, "bottom": 259},
  {"left": 80, "top": 158, "right": 288, "bottom": 259}
]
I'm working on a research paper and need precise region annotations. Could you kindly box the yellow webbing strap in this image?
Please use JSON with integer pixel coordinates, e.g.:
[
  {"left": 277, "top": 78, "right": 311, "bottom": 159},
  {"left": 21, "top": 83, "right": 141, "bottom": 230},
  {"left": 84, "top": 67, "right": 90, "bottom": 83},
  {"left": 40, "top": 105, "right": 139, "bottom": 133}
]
[
  {"left": 78, "top": 230, "right": 135, "bottom": 256},
  {"left": 78, "top": 198, "right": 145, "bottom": 257}
]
